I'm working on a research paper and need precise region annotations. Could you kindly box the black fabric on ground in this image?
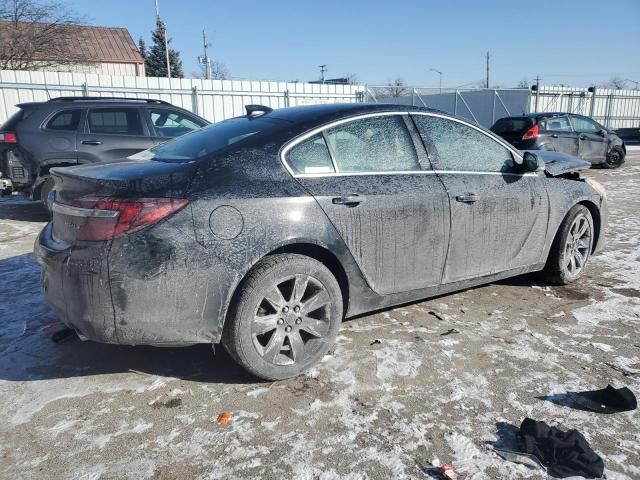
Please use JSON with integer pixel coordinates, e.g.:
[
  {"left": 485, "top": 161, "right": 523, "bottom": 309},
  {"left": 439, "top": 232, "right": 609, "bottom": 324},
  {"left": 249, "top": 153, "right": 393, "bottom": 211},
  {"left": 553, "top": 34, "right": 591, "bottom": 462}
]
[
  {"left": 516, "top": 418, "right": 604, "bottom": 478},
  {"left": 568, "top": 385, "right": 637, "bottom": 413}
]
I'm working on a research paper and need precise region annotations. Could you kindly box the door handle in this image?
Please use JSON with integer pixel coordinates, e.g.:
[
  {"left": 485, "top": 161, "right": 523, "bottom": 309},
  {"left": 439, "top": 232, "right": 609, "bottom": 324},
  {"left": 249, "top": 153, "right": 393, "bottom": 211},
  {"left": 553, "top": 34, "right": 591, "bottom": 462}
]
[
  {"left": 332, "top": 194, "right": 364, "bottom": 206},
  {"left": 455, "top": 193, "right": 479, "bottom": 204},
  {"left": 82, "top": 140, "right": 103, "bottom": 145},
  {"left": 550, "top": 134, "right": 559, "bottom": 138},
  {"left": 579, "top": 135, "right": 587, "bottom": 140}
]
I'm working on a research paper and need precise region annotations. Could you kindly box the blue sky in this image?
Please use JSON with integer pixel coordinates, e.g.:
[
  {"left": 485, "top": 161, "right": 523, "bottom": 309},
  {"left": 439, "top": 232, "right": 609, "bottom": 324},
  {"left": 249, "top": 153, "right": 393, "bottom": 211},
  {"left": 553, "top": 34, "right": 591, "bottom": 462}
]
[{"left": 65, "top": 0, "right": 640, "bottom": 87}]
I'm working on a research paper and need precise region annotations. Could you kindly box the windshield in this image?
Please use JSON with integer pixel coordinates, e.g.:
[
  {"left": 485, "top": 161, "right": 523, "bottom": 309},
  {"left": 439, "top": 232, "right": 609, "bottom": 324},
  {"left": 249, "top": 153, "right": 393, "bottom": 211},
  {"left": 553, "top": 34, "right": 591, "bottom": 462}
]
[{"left": 130, "top": 116, "right": 286, "bottom": 163}]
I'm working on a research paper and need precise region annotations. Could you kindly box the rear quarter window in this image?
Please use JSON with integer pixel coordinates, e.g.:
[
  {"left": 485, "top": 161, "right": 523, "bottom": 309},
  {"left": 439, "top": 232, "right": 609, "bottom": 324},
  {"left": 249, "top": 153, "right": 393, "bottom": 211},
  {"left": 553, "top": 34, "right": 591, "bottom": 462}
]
[
  {"left": 46, "top": 110, "right": 81, "bottom": 131},
  {"left": 491, "top": 118, "right": 533, "bottom": 134}
]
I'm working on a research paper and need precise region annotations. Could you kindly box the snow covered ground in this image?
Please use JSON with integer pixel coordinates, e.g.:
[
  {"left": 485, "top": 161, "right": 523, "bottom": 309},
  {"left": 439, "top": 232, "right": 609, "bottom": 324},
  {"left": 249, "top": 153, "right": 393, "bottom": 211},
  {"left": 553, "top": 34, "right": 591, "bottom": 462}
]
[{"left": 0, "top": 155, "right": 639, "bottom": 479}]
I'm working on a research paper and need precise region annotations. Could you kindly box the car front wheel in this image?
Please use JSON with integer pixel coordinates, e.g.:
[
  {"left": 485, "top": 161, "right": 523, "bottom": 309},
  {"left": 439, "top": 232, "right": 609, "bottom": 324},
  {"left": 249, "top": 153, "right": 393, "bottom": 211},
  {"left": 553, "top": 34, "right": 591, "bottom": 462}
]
[
  {"left": 603, "top": 146, "right": 625, "bottom": 169},
  {"left": 541, "top": 204, "right": 594, "bottom": 285},
  {"left": 223, "top": 254, "right": 343, "bottom": 380}
]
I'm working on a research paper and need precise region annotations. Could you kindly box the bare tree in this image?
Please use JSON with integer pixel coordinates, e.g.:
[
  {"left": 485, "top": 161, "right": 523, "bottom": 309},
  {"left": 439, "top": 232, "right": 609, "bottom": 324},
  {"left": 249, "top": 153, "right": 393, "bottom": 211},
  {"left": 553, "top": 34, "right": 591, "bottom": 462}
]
[
  {"left": 345, "top": 73, "right": 359, "bottom": 85},
  {"left": 0, "top": 0, "right": 86, "bottom": 71},
  {"left": 191, "top": 60, "right": 229, "bottom": 80},
  {"left": 210, "top": 61, "right": 229, "bottom": 80},
  {"left": 600, "top": 76, "right": 627, "bottom": 90},
  {"left": 385, "top": 77, "right": 409, "bottom": 98},
  {"left": 517, "top": 78, "right": 529, "bottom": 88}
]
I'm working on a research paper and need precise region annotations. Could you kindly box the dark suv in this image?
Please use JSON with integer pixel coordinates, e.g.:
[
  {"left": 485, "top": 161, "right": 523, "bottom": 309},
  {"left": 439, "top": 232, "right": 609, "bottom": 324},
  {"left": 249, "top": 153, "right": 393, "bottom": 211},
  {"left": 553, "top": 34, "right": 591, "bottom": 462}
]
[
  {"left": 490, "top": 113, "right": 626, "bottom": 168},
  {"left": 0, "top": 97, "right": 209, "bottom": 208}
]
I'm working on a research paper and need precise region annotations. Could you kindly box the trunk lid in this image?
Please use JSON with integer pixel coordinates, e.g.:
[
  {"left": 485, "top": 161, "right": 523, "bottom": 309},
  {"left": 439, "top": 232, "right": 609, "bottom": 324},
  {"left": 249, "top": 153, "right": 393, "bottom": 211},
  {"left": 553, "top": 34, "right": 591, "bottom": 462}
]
[{"left": 50, "top": 158, "right": 196, "bottom": 244}]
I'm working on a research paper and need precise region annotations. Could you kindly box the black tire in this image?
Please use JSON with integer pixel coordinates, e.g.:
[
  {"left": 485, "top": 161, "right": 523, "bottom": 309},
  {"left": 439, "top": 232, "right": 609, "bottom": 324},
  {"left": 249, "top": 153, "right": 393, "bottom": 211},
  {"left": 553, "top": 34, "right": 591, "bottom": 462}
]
[
  {"left": 541, "top": 205, "right": 594, "bottom": 285},
  {"left": 39, "top": 176, "right": 55, "bottom": 213},
  {"left": 222, "top": 254, "right": 343, "bottom": 380},
  {"left": 603, "top": 146, "right": 625, "bottom": 169}
]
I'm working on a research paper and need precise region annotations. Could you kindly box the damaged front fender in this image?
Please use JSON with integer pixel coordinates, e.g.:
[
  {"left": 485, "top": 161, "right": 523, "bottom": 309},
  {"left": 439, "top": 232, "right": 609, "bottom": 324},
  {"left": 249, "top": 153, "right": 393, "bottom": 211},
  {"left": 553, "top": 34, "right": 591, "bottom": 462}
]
[{"left": 526, "top": 150, "right": 591, "bottom": 177}]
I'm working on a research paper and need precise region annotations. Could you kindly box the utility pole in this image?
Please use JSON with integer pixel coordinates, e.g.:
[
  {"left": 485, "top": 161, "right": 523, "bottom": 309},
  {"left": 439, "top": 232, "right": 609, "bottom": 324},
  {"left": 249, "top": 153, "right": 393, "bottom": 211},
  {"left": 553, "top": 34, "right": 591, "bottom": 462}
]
[
  {"left": 155, "top": 0, "right": 171, "bottom": 79},
  {"left": 485, "top": 51, "right": 490, "bottom": 89},
  {"left": 198, "top": 29, "right": 211, "bottom": 80},
  {"left": 319, "top": 64, "right": 327, "bottom": 83},
  {"left": 430, "top": 68, "right": 443, "bottom": 94}
]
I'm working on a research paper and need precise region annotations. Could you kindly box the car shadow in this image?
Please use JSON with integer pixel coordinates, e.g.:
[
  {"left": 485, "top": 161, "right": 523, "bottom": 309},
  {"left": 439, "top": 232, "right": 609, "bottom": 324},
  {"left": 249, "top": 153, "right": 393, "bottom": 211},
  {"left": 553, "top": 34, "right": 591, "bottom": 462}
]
[
  {"left": 0, "top": 196, "right": 49, "bottom": 222},
  {"left": 0, "top": 252, "right": 256, "bottom": 385}
]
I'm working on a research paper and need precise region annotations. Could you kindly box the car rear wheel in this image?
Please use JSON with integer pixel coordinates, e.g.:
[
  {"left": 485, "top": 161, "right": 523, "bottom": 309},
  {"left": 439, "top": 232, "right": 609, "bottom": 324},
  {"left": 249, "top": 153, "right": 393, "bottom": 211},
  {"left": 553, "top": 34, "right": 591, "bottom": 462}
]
[
  {"left": 541, "top": 205, "right": 594, "bottom": 285},
  {"left": 223, "top": 254, "right": 343, "bottom": 380},
  {"left": 603, "top": 146, "right": 625, "bottom": 169},
  {"left": 40, "top": 176, "right": 55, "bottom": 213}
]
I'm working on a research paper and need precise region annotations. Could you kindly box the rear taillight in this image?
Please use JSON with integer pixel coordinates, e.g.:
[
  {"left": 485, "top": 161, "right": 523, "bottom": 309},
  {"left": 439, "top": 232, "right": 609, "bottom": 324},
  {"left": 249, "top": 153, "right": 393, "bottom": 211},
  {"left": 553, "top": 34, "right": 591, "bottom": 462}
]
[
  {"left": 57, "top": 197, "right": 188, "bottom": 241},
  {"left": 0, "top": 132, "right": 17, "bottom": 143},
  {"left": 522, "top": 125, "right": 539, "bottom": 141}
]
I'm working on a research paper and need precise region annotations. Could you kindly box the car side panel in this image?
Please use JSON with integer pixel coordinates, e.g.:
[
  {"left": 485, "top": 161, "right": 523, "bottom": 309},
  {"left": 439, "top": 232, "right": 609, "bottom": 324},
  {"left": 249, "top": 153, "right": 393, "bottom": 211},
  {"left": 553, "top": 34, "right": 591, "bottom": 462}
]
[
  {"left": 101, "top": 147, "right": 373, "bottom": 344},
  {"left": 438, "top": 172, "right": 549, "bottom": 282},
  {"left": 296, "top": 174, "right": 450, "bottom": 295},
  {"left": 540, "top": 177, "right": 607, "bottom": 259}
]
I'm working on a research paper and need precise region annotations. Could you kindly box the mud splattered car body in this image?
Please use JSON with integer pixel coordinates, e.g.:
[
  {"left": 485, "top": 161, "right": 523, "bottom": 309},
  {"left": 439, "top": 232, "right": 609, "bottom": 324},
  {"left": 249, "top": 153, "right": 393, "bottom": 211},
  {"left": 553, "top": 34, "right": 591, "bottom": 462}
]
[{"left": 34, "top": 103, "right": 608, "bottom": 378}]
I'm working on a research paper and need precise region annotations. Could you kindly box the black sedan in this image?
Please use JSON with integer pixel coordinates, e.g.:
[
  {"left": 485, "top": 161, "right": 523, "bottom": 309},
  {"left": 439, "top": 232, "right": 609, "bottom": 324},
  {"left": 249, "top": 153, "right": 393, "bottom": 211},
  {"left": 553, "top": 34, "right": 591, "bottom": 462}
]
[
  {"left": 491, "top": 112, "right": 626, "bottom": 168},
  {"left": 35, "top": 103, "right": 608, "bottom": 380}
]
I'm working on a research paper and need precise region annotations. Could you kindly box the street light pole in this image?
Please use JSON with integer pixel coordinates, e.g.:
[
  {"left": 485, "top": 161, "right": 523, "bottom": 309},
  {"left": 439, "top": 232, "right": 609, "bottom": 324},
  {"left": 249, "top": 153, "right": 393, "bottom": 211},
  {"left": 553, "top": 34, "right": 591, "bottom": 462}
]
[{"left": 430, "top": 68, "right": 442, "bottom": 94}]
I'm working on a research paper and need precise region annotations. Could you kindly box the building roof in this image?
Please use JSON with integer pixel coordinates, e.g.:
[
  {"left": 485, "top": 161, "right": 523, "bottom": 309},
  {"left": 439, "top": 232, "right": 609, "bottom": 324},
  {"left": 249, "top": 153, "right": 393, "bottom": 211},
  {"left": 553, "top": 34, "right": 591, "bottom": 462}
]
[{"left": 0, "top": 22, "right": 143, "bottom": 64}]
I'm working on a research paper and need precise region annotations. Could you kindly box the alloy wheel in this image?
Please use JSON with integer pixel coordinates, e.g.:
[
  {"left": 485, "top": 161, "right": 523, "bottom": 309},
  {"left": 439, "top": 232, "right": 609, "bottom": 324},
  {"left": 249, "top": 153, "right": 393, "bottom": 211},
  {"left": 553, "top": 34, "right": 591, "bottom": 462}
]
[
  {"left": 564, "top": 213, "right": 592, "bottom": 277},
  {"left": 607, "top": 150, "right": 621, "bottom": 166},
  {"left": 251, "top": 274, "right": 332, "bottom": 366}
]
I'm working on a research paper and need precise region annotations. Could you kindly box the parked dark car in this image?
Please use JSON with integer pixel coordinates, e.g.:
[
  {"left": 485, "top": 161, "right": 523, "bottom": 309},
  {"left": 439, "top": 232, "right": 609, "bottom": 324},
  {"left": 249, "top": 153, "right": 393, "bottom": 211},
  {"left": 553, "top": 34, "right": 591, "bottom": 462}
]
[
  {"left": 35, "top": 103, "right": 608, "bottom": 380},
  {"left": 490, "top": 113, "right": 626, "bottom": 168},
  {"left": 0, "top": 97, "right": 209, "bottom": 208}
]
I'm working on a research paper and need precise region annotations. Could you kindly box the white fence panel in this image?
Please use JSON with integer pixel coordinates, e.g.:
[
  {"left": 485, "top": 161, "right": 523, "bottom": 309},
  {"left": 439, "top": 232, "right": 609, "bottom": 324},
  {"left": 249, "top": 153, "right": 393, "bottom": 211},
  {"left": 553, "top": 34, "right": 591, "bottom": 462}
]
[
  {"left": 530, "top": 86, "right": 640, "bottom": 129},
  {"left": 0, "top": 70, "right": 365, "bottom": 124}
]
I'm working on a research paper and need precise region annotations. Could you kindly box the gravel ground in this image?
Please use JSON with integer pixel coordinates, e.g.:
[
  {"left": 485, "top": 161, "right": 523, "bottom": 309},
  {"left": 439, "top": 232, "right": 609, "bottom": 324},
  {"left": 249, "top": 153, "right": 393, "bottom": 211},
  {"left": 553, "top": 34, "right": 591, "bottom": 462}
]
[{"left": 0, "top": 154, "right": 639, "bottom": 479}]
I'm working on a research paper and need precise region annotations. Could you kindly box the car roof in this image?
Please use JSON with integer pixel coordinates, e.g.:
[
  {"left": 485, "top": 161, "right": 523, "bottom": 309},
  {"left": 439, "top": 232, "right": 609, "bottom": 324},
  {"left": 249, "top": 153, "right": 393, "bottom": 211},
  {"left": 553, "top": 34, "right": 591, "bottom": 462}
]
[
  {"left": 498, "top": 112, "right": 579, "bottom": 120},
  {"left": 16, "top": 97, "right": 182, "bottom": 110},
  {"left": 265, "top": 102, "right": 450, "bottom": 125}
]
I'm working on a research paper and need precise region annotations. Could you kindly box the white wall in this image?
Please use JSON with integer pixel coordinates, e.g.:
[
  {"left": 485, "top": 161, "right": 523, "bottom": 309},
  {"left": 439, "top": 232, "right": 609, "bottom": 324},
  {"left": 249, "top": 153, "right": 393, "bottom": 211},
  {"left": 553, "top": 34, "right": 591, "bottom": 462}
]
[
  {"left": 0, "top": 69, "right": 364, "bottom": 124},
  {"left": 530, "top": 86, "right": 640, "bottom": 129}
]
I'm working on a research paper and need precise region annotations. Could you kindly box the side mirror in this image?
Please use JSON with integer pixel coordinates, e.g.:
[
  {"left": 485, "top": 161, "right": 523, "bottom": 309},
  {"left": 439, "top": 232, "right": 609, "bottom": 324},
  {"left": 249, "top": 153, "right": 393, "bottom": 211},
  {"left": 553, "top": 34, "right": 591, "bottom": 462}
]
[
  {"left": 523, "top": 151, "right": 544, "bottom": 172},
  {"left": 598, "top": 128, "right": 608, "bottom": 136}
]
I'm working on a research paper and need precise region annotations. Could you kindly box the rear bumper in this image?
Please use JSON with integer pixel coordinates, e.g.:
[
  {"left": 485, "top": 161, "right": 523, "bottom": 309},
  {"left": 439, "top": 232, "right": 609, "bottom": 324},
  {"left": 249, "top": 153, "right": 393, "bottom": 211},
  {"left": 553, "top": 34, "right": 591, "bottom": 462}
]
[
  {"left": 34, "top": 223, "right": 117, "bottom": 342},
  {"left": 34, "top": 211, "right": 222, "bottom": 346}
]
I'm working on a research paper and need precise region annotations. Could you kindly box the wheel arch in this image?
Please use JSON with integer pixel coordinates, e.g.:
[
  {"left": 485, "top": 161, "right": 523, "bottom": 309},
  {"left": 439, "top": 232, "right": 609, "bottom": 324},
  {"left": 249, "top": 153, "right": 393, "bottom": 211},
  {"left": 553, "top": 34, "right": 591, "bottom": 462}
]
[
  {"left": 221, "top": 241, "right": 350, "bottom": 339},
  {"left": 577, "top": 200, "right": 601, "bottom": 253},
  {"left": 33, "top": 161, "right": 77, "bottom": 199}
]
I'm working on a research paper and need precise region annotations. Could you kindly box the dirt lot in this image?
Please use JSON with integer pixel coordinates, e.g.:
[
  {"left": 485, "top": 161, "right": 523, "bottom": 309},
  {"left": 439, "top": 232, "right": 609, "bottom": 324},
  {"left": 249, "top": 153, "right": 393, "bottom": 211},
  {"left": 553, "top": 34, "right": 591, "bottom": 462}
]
[{"left": 1, "top": 154, "right": 639, "bottom": 479}]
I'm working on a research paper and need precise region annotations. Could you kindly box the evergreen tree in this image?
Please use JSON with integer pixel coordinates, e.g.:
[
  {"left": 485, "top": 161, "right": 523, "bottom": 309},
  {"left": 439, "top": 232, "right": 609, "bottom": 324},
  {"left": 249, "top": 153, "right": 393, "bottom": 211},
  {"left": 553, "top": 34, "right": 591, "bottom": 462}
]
[
  {"left": 145, "top": 19, "right": 183, "bottom": 78},
  {"left": 137, "top": 37, "right": 147, "bottom": 62}
]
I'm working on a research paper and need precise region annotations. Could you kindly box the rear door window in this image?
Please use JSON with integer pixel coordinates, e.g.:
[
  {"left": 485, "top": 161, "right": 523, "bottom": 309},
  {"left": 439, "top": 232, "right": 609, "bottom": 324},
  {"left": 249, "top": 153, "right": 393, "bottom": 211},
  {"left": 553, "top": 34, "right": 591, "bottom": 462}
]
[
  {"left": 324, "top": 115, "right": 420, "bottom": 173},
  {"left": 88, "top": 108, "right": 144, "bottom": 135},
  {"left": 46, "top": 109, "right": 81, "bottom": 131},
  {"left": 147, "top": 108, "right": 204, "bottom": 137}
]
